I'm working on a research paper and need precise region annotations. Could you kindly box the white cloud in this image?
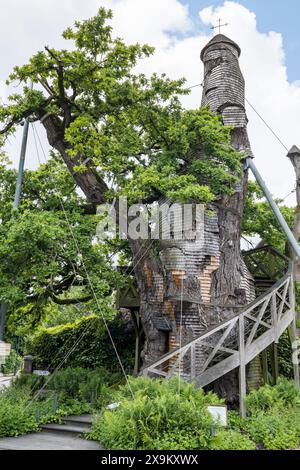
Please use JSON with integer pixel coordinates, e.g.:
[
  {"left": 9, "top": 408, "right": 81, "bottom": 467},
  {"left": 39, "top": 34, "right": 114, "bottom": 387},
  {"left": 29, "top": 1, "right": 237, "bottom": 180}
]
[
  {"left": 198, "top": 1, "right": 300, "bottom": 204},
  {"left": 101, "top": 0, "right": 192, "bottom": 47},
  {"left": 0, "top": 0, "right": 299, "bottom": 206}
]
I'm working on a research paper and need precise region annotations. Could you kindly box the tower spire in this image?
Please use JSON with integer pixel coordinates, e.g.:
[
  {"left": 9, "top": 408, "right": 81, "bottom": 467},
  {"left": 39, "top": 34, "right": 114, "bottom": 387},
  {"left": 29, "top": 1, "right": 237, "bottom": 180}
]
[
  {"left": 200, "top": 33, "right": 250, "bottom": 153},
  {"left": 210, "top": 18, "right": 228, "bottom": 35}
]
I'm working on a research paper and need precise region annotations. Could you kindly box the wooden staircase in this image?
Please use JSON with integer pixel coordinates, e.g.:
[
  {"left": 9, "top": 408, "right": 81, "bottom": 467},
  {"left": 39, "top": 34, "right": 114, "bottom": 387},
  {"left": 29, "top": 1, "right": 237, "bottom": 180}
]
[{"left": 142, "top": 247, "right": 300, "bottom": 415}]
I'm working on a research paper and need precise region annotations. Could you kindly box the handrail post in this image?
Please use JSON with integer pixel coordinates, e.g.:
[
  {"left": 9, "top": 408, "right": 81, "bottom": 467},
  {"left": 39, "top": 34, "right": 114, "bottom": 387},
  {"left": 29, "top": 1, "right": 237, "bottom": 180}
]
[
  {"left": 271, "top": 292, "right": 278, "bottom": 342},
  {"left": 239, "top": 315, "right": 246, "bottom": 417},
  {"left": 190, "top": 344, "right": 196, "bottom": 381},
  {"left": 289, "top": 277, "right": 300, "bottom": 389},
  {"left": 271, "top": 292, "right": 279, "bottom": 383}
]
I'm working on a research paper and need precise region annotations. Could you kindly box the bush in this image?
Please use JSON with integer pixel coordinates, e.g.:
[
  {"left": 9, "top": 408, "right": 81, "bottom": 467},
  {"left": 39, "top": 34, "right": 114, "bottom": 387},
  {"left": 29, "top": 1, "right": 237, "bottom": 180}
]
[
  {"left": 245, "top": 377, "right": 300, "bottom": 415},
  {"left": 210, "top": 429, "right": 256, "bottom": 450},
  {"left": 245, "top": 409, "right": 300, "bottom": 450},
  {"left": 243, "top": 379, "right": 300, "bottom": 450},
  {"left": 0, "top": 372, "right": 96, "bottom": 438},
  {"left": 276, "top": 331, "right": 294, "bottom": 379},
  {"left": 88, "top": 377, "right": 300, "bottom": 450},
  {"left": 0, "top": 349, "right": 23, "bottom": 375},
  {"left": 0, "top": 387, "right": 38, "bottom": 437},
  {"left": 14, "top": 367, "right": 122, "bottom": 408},
  {"left": 26, "top": 314, "right": 135, "bottom": 372},
  {"left": 0, "top": 383, "right": 91, "bottom": 438},
  {"left": 88, "top": 376, "right": 223, "bottom": 450}
]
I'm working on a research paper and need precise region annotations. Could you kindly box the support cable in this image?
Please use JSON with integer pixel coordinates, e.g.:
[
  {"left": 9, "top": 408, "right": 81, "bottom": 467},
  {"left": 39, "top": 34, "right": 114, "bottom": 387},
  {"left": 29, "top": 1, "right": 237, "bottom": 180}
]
[{"left": 30, "top": 122, "right": 134, "bottom": 400}]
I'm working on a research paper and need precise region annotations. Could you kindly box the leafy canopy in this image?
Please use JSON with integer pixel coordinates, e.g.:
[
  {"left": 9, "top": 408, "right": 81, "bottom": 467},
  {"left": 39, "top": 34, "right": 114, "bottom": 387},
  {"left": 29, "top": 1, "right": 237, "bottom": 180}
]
[
  {"left": 242, "top": 181, "right": 294, "bottom": 252},
  {"left": 0, "top": 155, "right": 122, "bottom": 333},
  {"left": 0, "top": 7, "right": 245, "bottom": 334},
  {"left": 0, "top": 7, "right": 242, "bottom": 206}
]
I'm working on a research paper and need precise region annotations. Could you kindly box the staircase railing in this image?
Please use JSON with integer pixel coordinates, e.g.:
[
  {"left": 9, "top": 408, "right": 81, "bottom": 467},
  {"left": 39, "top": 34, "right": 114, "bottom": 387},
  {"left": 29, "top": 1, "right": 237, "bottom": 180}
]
[{"left": 142, "top": 260, "right": 299, "bottom": 414}]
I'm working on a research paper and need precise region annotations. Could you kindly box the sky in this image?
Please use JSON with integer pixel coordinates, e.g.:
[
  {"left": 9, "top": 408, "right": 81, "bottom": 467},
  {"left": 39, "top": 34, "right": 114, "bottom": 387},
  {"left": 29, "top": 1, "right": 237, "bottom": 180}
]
[
  {"left": 0, "top": 0, "right": 299, "bottom": 205},
  {"left": 182, "top": 0, "right": 300, "bottom": 83}
]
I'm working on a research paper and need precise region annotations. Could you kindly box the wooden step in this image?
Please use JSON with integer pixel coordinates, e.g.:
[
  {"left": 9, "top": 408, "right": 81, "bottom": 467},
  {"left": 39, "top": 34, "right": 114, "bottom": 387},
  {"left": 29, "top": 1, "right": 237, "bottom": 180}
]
[{"left": 42, "top": 414, "right": 93, "bottom": 436}]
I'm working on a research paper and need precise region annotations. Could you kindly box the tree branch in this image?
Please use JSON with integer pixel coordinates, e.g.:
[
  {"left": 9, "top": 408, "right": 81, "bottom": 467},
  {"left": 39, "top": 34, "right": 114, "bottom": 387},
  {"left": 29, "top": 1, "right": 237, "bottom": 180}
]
[
  {"left": 45, "top": 46, "right": 72, "bottom": 129},
  {"left": 50, "top": 292, "right": 92, "bottom": 305}
]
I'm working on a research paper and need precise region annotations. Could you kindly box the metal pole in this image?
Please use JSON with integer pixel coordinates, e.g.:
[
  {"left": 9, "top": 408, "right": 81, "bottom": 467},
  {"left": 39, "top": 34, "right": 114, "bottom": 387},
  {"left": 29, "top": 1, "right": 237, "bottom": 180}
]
[
  {"left": 246, "top": 157, "right": 300, "bottom": 259},
  {"left": 13, "top": 118, "right": 30, "bottom": 209}
]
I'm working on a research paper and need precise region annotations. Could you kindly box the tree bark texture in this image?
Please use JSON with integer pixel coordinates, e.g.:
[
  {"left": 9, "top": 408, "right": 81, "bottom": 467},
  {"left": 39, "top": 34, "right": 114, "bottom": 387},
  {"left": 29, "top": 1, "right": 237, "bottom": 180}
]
[{"left": 37, "top": 34, "right": 255, "bottom": 405}]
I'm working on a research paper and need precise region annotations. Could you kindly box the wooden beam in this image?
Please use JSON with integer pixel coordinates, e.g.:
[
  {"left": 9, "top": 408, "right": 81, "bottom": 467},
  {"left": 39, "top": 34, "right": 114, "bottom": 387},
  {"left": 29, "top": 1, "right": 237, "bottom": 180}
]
[
  {"left": 276, "top": 279, "right": 290, "bottom": 321},
  {"left": 289, "top": 279, "right": 300, "bottom": 389},
  {"left": 166, "top": 347, "right": 189, "bottom": 379},
  {"left": 190, "top": 344, "right": 196, "bottom": 380},
  {"left": 261, "top": 349, "right": 269, "bottom": 385},
  {"left": 200, "top": 340, "right": 237, "bottom": 355},
  {"left": 271, "top": 292, "right": 278, "bottom": 342},
  {"left": 200, "top": 318, "right": 238, "bottom": 372},
  {"left": 239, "top": 315, "right": 247, "bottom": 418},
  {"left": 246, "top": 298, "right": 269, "bottom": 348},
  {"left": 244, "top": 313, "right": 271, "bottom": 330},
  {"left": 270, "top": 343, "right": 279, "bottom": 384}
]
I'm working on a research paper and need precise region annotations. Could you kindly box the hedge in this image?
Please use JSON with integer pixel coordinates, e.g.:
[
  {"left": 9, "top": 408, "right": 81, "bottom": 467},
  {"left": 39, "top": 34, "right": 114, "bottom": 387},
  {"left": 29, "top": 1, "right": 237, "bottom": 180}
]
[{"left": 26, "top": 313, "right": 135, "bottom": 372}]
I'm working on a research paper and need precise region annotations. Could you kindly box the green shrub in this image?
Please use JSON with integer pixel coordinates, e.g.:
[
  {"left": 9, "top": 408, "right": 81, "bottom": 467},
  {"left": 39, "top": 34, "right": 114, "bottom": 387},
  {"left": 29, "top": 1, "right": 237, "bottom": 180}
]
[
  {"left": 148, "top": 431, "right": 207, "bottom": 450},
  {"left": 245, "top": 377, "right": 300, "bottom": 415},
  {"left": 0, "top": 388, "right": 38, "bottom": 437},
  {"left": 88, "top": 376, "right": 223, "bottom": 450},
  {"left": 245, "top": 383, "right": 282, "bottom": 414},
  {"left": 0, "top": 380, "right": 91, "bottom": 438},
  {"left": 0, "top": 364, "right": 121, "bottom": 438},
  {"left": 26, "top": 314, "right": 135, "bottom": 372},
  {"left": 0, "top": 349, "right": 23, "bottom": 375},
  {"left": 88, "top": 377, "right": 300, "bottom": 450},
  {"left": 245, "top": 408, "right": 300, "bottom": 450},
  {"left": 210, "top": 429, "right": 256, "bottom": 450},
  {"left": 243, "top": 379, "right": 300, "bottom": 450},
  {"left": 14, "top": 367, "right": 122, "bottom": 407},
  {"left": 227, "top": 410, "right": 245, "bottom": 431},
  {"left": 277, "top": 331, "right": 294, "bottom": 379}
]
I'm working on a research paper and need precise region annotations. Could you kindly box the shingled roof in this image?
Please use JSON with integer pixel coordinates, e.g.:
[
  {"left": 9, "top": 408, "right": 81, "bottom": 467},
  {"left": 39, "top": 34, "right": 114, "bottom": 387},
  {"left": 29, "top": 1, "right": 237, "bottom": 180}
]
[{"left": 200, "top": 34, "right": 241, "bottom": 60}]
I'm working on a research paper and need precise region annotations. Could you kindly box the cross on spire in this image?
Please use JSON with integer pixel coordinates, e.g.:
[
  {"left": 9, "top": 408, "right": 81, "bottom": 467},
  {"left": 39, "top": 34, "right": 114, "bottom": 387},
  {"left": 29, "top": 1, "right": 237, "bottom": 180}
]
[{"left": 211, "top": 18, "right": 228, "bottom": 35}]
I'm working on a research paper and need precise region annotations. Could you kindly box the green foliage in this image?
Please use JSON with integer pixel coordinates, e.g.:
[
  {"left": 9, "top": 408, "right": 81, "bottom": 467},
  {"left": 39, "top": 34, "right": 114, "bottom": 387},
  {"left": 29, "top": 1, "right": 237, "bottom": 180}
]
[
  {"left": 148, "top": 431, "right": 208, "bottom": 451},
  {"left": 36, "top": 302, "right": 88, "bottom": 329},
  {"left": 242, "top": 181, "right": 294, "bottom": 252},
  {"left": 26, "top": 314, "right": 135, "bottom": 372},
  {"left": 0, "top": 8, "right": 241, "bottom": 209},
  {"left": 242, "top": 379, "right": 300, "bottom": 450},
  {"left": 87, "top": 377, "right": 300, "bottom": 450},
  {"left": 0, "top": 7, "right": 244, "bottom": 338},
  {"left": 244, "top": 409, "right": 300, "bottom": 450},
  {"left": 0, "top": 387, "right": 39, "bottom": 437},
  {"left": 120, "top": 107, "right": 241, "bottom": 204},
  {"left": 229, "top": 381, "right": 300, "bottom": 450},
  {"left": 14, "top": 366, "right": 120, "bottom": 408},
  {"left": 245, "top": 377, "right": 300, "bottom": 414},
  {"left": 0, "top": 153, "right": 126, "bottom": 336},
  {"left": 0, "top": 203, "right": 119, "bottom": 331},
  {"left": 0, "top": 383, "right": 90, "bottom": 438},
  {"left": 210, "top": 429, "right": 256, "bottom": 450},
  {"left": 0, "top": 365, "right": 120, "bottom": 438},
  {"left": 276, "top": 331, "right": 294, "bottom": 379},
  {"left": 0, "top": 349, "right": 22, "bottom": 375},
  {"left": 88, "top": 376, "right": 223, "bottom": 450}
]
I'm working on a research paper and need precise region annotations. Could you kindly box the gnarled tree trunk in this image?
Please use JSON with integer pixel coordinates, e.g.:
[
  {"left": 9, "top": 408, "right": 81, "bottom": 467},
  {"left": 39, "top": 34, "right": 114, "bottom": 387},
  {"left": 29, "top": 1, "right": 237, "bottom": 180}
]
[{"left": 38, "top": 34, "right": 255, "bottom": 405}]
